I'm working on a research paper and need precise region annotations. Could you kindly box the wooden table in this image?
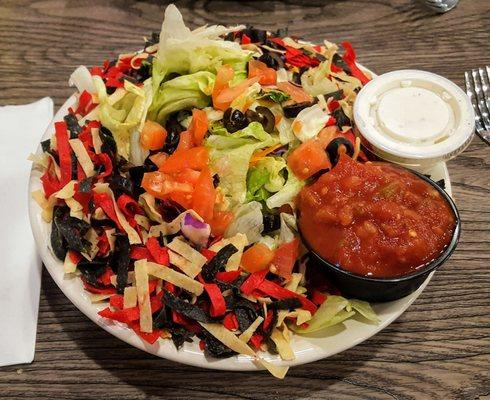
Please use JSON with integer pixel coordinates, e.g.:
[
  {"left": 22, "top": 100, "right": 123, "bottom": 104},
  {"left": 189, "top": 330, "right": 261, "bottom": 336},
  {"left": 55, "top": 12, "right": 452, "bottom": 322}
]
[{"left": 1, "top": 1, "right": 489, "bottom": 398}]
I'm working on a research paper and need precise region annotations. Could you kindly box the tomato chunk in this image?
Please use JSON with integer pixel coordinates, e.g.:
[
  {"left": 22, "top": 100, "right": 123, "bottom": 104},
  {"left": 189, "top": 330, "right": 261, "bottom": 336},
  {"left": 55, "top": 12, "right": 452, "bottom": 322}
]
[
  {"left": 140, "top": 120, "right": 167, "bottom": 150},
  {"left": 141, "top": 171, "right": 194, "bottom": 199},
  {"left": 271, "top": 238, "right": 300, "bottom": 280},
  {"left": 276, "top": 82, "right": 313, "bottom": 103},
  {"left": 288, "top": 139, "right": 331, "bottom": 180},
  {"left": 209, "top": 211, "right": 234, "bottom": 237},
  {"left": 189, "top": 108, "right": 208, "bottom": 145},
  {"left": 240, "top": 243, "right": 275, "bottom": 273},
  {"left": 248, "top": 59, "right": 277, "bottom": 85},
  {"left": 159, "top": 147, "right": 208, "bottom": 173},
  {"left": 192, "top": 166, "right": 215, "bottom": 222}
]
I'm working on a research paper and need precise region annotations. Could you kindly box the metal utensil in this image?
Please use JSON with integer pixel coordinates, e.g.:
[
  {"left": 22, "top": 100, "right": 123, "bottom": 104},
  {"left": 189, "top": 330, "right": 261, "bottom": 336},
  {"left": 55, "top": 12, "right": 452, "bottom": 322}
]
[
  {"left": 422, "top": 0, "right": 460, "bottom": 13},
  {"left": 465, "top": 67, "right": 490, "bottom": 145}
]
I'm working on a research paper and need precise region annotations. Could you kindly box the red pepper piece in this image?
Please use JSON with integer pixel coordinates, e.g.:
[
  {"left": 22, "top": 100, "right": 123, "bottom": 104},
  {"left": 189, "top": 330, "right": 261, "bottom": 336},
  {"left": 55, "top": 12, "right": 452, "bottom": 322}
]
[
  {"left": 200, "top": 248, "right": 216, "bottom": 261},
  {"left": 54, "top": 121, "right": 72, "bottom": 186},
  {"left": 330, "top": 63, "right": 342, "bottom": 73},
  {"left": 222, "top": 312, "right": 239, "bottom": 331},
  {"left": 203, "top": 283, "right": 226, "bottom": 317},
  {"left": 40, "top": 158, "right": 61, "bottom": 197},
  {"left": 172, "top": 311, "right": 202, "bottom": 334},
  {"left": 98, "top": 305, "right": 139, "bottom": 323},
  {"left": 128, "top": 321, "right": 162, "bottom": 344},
  {"left": 257, "top": 280, "right": 317, "bottom": 314},
  {"left": 96, "top": 153, "right": 113, "bottom": 179},
  {"left": 82, "top": 278, "right": 117, "bottom": 295},
  {"left": 97, "top": 233, "right": 110, "bottom": 257},
  {"left": 150, "top": 290, "right": 163, "bottom": 313},
  {"left": 310, "top": 290, "right": 327, "bottom": 306},
  {"left": 241, "top": 33, "right": 251, "bottom": 44},
  {"left": 262, "top": 310, "right": 274, "bottom": 331},
  {"left": 117, "top": 194, "right": 143, "bottom": 219},
  {"left": 268, "top": 37, "right": 285, "bottom": 47},
  {"left": 328, "top": 100, "right": 340, "bottom": 113},
  {"left": 326, "top": 116, "right": 337, "bottom": 126},
  {"left": 75, "top": 90, "right": 96, "bottom": 116},
  {"left": 90, "top": 66, "right": 104, "bottom": 77},
  {"left": 98, "top": 268, "right": 114, "bottom": 286},
  {"left": 68, "top": 251, "right": 82, "bottom": 264},
  {"left": 163, "top": 282, "right": 176, "bottom": 294},
  {"left": 240, "top": 269, "right": 269, "bottom": 295},
  {"left": 92, "top": 192, "right": 123, "bottom": 230},
  {"left": 215, "top": 270, "right": 241, "bottom": 283},
  {"left": 148, "top": 279, "right": 158, "bottom": 295},
  {"left": 249, "top": 333, "right": 264, "bottom": 349},
  {"left": 130, "top": 246, "right": 152, "bottom": 260},
  {"left": 146, "top": 237, "right": 170, "bottom": 266},
  {"left": 199, "top": 340, "right": 206, "bottom": 351},
  {"left": 341, "top": 41, "right": 370, "bottom": 85},
  {"left": 109, "top": 294, "right": 125, "bottom": 310}
]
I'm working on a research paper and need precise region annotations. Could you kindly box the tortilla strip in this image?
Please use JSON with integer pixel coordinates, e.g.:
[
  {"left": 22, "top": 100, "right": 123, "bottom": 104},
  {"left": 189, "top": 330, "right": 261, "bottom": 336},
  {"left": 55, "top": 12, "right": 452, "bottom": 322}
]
[
  {"left": 168, "top": 250, "right": 201, "bottom": 278},
  {"left": 134, "top": 260, "right": 152, "bottom": 333},
  {"left": 146, "top": 260, "right": 203, "bottom": 296}
]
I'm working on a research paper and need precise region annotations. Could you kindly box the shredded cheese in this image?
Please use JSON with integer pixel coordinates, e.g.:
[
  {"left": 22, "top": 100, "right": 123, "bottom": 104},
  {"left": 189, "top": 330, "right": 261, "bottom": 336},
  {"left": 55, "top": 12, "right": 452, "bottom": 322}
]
[
  {"left": 168, "top": 250, "right": 201, "bottom": 278},
  {"left": 134, "top": 260, "right": 153, "bottom": 333},
  {"left": 239, "top": 316, "right": 264, "bottom": 344},
  {"left": 91, "top": 128, "right": 103, "bottom": 154},
  {"left": 69, "top": 138, "right": 95, "bottom": 177},
  {"left": 146, "top": 260, "right": 204, "bottom": 296}
]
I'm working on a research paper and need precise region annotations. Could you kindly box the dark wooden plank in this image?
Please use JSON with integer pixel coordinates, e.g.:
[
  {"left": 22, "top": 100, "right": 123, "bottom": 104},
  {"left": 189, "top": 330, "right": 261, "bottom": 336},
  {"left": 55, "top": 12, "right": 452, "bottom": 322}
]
[{"left": 0, "top": 0, "right": 488, "bottom": 399}]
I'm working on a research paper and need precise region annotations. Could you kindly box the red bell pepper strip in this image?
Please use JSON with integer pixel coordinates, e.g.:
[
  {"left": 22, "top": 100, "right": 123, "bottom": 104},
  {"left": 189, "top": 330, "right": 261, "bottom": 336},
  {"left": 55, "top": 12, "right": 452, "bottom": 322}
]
[
  {"left": 163, "top": 282, "right": 176, "bottom": 294},
  {"left": 200, "top": 248, "right": 216, "bottom": 261},
  {"left": 117, "top": 194, "right": 143, "bottom": 218},
  {"left": 98, "top": 306, "right": 139, "bottom": 323},
  {"left": 222, "top": 312, "right": 239, "bottom": 331},
  {"left": 92, "top": 192, "right": 123, "bottom": 230},
  {"left": 249, "top": 333, "right": 264, "bottom": 349},
  {"left": 215, "top": 270, "right": 241, "bottom": 283},
  {"left": 257, "top": 279, "right": 317, "bottom": 314},
  {"left": 130, "top": 246, "right": 152, "bottom": 260},
  {"left": 40, "top": 158, "right": 61, "bottom": 197},
  {"left": 146, "top": 237, "right": 169, "bottom": 266},
  {"left": 241, "top": 33, "right": 251, "bottom": 45},
  {"left": 199, "top": 340, "right": 206, "bottom": 351},
  {"left": 341, "top": 41, "right": 370, "bottom": 85},
  {"left": 148, "top": 279, "right": 159, "bottom": 295},
  {"left": 97, "top": 233, "right": 110, "bottom": 257},
  {"left": 262, "top": 310, "right": 274, "bottom": 331},
  {"left": 82, "top": 278, "right": 117, "bottom": 295},
  {"left": 128, "top": 321, "right": 163, "bottom": 344},
  {"left": 54, "top": 121, "right": 72, "bottom": 186},
  {"left": 150, "top": 290, "right": 163, "bottom": 313},
  {"left": 171, "top": 311, "right": 202, "bottom": 333},
  {"left": 98, "top": 268, "right": 114, "bottom": 286},
  {"left": 75, "top": 90, "right": 96, "bottom": 116},
  {"left": 68, "top": 251, "right": 83, "bottom": 264},
  {"left": 96, "top": 153, "right": 113, "bottom": 179},
  {"left": 203, "top": 283, "right": 226, "bottom": 317},
  {"left": 326, "top": 116, "right": 337, "bottom": 127},
  {"left": 109, "top": 294, "right": 125, "bottom": 310},
  {"left": 310, "top": 290, "right": 327, "bottom": 306},
  {"left": 240, "top": 269, "right": 269, "bottom": 295}
]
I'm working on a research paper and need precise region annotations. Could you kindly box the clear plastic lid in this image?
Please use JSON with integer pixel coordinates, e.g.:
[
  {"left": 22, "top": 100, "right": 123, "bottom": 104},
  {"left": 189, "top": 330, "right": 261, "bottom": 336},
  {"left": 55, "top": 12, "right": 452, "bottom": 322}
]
[{"left": 353, "top": 70, "right": 475, "bottom": 167}]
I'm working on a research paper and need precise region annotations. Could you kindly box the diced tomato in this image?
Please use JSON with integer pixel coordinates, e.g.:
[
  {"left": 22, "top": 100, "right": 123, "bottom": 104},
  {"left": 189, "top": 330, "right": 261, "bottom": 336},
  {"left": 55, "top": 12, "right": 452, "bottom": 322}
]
[
  {"left": 240, "top": 243, "right": 275, "bottom": 273},
  {"left": 212, "top": 64, "right": 235, "bottom": 108},
  {"left": 248, "top": 59, "right": 277, "bottom": 85},
  {"left": 176, "top": 130, "right": 194, "bottom": 151},
  {"left": 172, "top": 168, "right": 201, "bottom": 185},
  {"left": 271, "top": 238, "right": 299, "bottom": 280},
  {"left": 192, "top": 166, "right": 215, "bottom": 222},
  {"left": 209, "top": 211, "right": 234, "bottom": 237},
  {"left": 159, "top": 147, "right": 208, "bottom": 174},
  {"left": 288, "top": 139, "right": 332, "bottom": 180},
  {"left": 141, "top": 171, "right": 194, "bottom": 199},
  {"left": 276, "top": 82, "right": 313, "bottom": 103},
  {"left": 140, "top": 120, "right": 167, "bottom": 150},
  {"left": 168, "top": 191, "right": 193, "bottom": 210},
  {"left": 189, "top": 108, "right": 208, "bottom": 145},
  {"left": 213, "top": 76, "right": 260, "bottom": 111},
  {"left": 149, "top": 152, "right": 167, "bottom": 168}
]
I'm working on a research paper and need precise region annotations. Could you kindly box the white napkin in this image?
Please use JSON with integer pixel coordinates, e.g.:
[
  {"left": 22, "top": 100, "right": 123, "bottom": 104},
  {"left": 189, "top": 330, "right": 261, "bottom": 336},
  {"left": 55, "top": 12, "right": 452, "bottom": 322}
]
[{"left": 0, "top": 97, "right": 53, "bottom": 366}]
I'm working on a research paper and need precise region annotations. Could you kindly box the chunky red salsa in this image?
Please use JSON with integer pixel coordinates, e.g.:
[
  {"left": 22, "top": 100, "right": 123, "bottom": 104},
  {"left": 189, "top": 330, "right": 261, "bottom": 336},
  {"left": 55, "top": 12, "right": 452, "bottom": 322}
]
[{"left": 298, "top": 155, "right": 456, "bottom": 278}]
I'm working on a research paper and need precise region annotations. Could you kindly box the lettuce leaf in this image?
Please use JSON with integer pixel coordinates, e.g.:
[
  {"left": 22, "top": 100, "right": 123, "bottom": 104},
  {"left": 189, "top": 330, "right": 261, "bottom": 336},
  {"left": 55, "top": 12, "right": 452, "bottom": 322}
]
[
  {"left": 292, "top": 295, "right": 378, "bottom": 334},
  {"left": 225, "top": 201, "right": 263, "bottom": 243},
  {"left": 206, "top": 122, "right": 277, "bottom": 203},
  {"left": 147, "top": 71, "right": 215, "bottom": 124},
  {"left": 246, "top": 157, "right": 287, "bottom": 202},
  {"left": 93, "top": 76, "right": 152, "bottom": 160},
  {"left": 152, "top": 4, "right": 249, "bottom": 90},
  {"left": 246, "top": 166, "right": 271, "bottom": 202},
  {"left": 265, "top": 166, "right": 304, "bottom": 209}
]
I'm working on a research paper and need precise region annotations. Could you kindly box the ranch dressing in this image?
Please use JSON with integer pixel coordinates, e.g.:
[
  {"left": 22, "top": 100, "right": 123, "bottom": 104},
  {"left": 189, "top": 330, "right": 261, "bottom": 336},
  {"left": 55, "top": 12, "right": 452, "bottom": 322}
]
[{"left": 353, "top": 70, "right": 475, "bottom": 167}]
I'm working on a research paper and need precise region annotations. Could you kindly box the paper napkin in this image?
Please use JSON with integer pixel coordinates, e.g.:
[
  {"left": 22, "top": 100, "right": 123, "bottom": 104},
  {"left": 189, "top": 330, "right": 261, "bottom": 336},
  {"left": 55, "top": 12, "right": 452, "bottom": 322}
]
[{"left": 0, "top": 97, "right": 53, "bottom": 366}]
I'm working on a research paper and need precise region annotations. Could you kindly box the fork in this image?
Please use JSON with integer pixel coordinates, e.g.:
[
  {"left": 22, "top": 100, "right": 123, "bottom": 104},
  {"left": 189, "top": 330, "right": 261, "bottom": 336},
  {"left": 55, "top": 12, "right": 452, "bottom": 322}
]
[{"left": 465, "top": 66, "right": 490, "bottom": 145}]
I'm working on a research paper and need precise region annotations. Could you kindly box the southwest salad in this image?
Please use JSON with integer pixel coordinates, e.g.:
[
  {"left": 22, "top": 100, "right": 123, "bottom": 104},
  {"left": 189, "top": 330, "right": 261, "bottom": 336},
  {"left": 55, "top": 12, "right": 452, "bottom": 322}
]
[{"left": 31, "top": 4, "right": 378, "bottom": 378}]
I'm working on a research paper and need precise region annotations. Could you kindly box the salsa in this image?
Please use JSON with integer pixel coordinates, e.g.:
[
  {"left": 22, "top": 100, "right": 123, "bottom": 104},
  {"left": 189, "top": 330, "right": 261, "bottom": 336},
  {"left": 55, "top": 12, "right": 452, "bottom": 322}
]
[{"left": 298, "top": 155, "right": 456, "bottom": 278}]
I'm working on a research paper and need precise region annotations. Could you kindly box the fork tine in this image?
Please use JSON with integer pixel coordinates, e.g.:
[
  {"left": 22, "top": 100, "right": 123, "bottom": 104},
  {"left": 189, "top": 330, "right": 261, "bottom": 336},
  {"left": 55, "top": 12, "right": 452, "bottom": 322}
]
[
  {"left": 479, "top": 66, "right": 490, "bottom": 111},
  {"left": 465, "top": 71, "right": 484, "bottom": 134},
  {"left": 471, "top": 68, "right": 490, "bottom": 130}
]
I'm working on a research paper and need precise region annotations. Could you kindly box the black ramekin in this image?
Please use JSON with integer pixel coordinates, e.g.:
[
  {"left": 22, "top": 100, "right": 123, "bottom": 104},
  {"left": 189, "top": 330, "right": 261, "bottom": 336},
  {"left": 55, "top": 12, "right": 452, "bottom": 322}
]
[{"left": 300, "top": 166, "right": 461, "bottom": 303}]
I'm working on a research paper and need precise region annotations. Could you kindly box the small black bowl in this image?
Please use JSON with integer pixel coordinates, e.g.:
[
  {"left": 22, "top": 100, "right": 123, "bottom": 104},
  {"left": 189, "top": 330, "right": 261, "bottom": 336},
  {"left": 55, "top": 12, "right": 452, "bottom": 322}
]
[{"left": 300, "top": 168, "right": 461, "bottom": 303}]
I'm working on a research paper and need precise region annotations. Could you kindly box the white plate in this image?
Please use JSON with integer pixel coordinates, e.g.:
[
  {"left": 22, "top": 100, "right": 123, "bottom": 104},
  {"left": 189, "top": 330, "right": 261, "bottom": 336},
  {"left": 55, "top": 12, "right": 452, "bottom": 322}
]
[{"left": 28, "top": 94, "right": 452, "bottom": 372}]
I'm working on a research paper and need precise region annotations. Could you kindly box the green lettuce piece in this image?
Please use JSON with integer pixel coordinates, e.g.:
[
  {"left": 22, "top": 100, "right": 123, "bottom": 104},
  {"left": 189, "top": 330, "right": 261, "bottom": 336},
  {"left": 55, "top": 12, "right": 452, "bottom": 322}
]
[
  {"left": 147, "top": 71, "right": 215, "bottom": 125},
  {"left": 246, "top": 166, "right": 271, "bottom": 202},
  {"left": 347, "top": 299, "right": 380, "bottom": 323},
  {"left": 93, "top": 76, "right": 152, "bottom": 160},
  {"left": 265, "top": 166, "right": 304, "bottom": 209},
  {"left": 206, "top": 122, "right": 277, "bottom": 203},
  {"left": 292, "top": 295, "right": 379, "bottom": 334},
  {"left": 258, "top": 89, "right": 290, "bottom": 103},
  {"left": 151, "top": 5, "right": 250, "bottom": 90}
]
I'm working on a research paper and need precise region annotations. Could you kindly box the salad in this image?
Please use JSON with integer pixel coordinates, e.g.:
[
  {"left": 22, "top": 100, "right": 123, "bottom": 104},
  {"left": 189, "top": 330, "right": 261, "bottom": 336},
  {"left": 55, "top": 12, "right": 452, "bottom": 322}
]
[{"left": 31, "top": 4, "right": 378, "bottom": 378}]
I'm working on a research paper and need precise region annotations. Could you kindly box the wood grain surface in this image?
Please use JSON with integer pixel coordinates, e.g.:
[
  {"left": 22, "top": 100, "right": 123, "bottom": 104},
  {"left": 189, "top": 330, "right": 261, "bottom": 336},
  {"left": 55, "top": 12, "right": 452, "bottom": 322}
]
[{"left": 0, "top": 0, "right": 489, "bottom": 399}]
